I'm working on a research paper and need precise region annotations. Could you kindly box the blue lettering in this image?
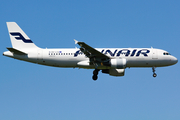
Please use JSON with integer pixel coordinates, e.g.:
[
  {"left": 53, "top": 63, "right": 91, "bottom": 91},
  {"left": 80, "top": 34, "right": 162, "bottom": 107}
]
[
  {"left": 104, "top": 50, "right": 117, "bottom": 56},
  {"left": 117, "top": 49, "right": 130, "bottom": 57},
  {"left": 136, "top": 49, "right": 150, "bottom": 57},
  {"left": 101, "top": 49, "right": 104, "bottom": 53},
  {"left": 74, "top": 49, "right": 150, "bottom": 57},
  {"left": 130, "top": 49, "right": 137, "bottom": 57},
  {"left": 74, "top": 50, "right": 80, "bottom": 57}
]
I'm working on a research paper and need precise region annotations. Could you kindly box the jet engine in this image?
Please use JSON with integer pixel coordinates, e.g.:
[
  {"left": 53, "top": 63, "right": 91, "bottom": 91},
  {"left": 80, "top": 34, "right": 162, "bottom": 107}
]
[
  {"left": 103, "top": 58, "right": 126, "bottom": 69},
  {"left": 102, "top": 68, "right": 125, "bottom": 76},
  {"left": 110, "top": 58, "right": 126, "bottom": 69}
]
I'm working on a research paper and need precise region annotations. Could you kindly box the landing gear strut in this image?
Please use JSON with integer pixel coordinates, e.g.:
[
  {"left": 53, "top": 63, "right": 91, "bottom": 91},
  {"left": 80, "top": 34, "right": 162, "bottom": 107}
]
[
  {"left": 92, "top": 69, "right": 100, "bottom": 81},
  {"left": 152, "top": 67, "right": 157, "bottom": 77}
]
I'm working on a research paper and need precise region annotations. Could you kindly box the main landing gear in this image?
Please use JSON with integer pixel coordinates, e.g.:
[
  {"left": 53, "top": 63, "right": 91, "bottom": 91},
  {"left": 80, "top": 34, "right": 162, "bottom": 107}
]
[
  {"left": 152, "top": 67, "right": 157, "bottom": 77},
  {"left": 92, "top": 69, "right": 100, "bottom": 81}
]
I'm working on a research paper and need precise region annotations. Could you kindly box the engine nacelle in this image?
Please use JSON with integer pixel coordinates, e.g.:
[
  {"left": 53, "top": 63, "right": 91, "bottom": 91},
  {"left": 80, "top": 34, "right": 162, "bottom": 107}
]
[
  {"left": 102, "top": 68, "right": 125, "bottom": 76},
  {"left": 110, "top": 58, "right": 126, "bottom": 69}
]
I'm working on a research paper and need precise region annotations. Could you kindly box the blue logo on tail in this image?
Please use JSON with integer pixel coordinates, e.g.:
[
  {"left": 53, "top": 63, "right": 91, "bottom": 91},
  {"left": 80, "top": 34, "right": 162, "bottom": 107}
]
[{"left": 10, "top": 32, "right": 33, "bottom": 43}]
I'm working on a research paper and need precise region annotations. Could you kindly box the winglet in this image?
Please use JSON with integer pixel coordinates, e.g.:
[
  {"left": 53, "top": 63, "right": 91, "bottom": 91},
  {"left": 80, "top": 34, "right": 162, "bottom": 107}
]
[{"left": 74, "top": 39, "right": 78, "bottom": 44}]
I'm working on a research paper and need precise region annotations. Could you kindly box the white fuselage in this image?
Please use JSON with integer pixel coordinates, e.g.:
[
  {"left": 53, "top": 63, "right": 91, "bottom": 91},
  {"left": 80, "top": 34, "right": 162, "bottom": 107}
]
[{"left": 3, "top": 48, "right": 178, "bottom": 69}]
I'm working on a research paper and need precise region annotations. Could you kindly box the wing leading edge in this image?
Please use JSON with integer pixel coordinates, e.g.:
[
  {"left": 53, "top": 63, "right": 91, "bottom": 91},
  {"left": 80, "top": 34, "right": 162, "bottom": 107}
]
[
  {"left": 74, "top": 39, "right": 109, "bottom": 59},
  {"left": 74, "top": 39, "right": 111, "bottom": 70}
]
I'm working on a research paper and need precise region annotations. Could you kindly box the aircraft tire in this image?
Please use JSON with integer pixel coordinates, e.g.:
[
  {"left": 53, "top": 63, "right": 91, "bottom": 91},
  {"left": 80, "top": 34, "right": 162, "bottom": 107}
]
[
  {"left": 153, "top": 73, "right": 157, "bottom": 77},
  {"left": 92, "top": 75, "right": 98, "bottom": 81}
]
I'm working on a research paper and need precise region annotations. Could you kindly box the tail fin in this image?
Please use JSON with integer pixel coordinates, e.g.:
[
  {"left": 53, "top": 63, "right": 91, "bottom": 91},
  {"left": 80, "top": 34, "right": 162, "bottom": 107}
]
[{"left": 6, "top": 22, "right": 39, "bottom": 50}]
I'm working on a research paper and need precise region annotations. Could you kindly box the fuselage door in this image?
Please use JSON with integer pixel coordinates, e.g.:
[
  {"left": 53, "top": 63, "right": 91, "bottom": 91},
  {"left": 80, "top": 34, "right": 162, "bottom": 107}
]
[
  {"left": 152, "top": 49, "right": 158, "bottom": 59},
  {"left": 37, "top": 49, "right": 43, "bottom": 60}
]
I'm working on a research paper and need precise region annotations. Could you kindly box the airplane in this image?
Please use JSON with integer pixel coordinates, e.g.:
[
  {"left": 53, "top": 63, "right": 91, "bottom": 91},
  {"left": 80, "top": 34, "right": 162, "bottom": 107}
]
[{"left": 3, "top": 22, "right": 178, "bottom": 80}]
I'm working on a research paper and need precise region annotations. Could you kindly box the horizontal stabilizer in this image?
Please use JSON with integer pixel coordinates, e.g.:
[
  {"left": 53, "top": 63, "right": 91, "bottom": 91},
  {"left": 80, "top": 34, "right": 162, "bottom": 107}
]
[{"left": 7, "top": 47, "right": 27, "bottom": 55}]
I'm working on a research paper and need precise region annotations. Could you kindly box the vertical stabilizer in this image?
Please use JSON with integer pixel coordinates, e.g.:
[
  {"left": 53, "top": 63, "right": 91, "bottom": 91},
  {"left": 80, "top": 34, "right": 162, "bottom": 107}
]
[{"left": 6, "top": 22, "right": 39, "bottom": 50}]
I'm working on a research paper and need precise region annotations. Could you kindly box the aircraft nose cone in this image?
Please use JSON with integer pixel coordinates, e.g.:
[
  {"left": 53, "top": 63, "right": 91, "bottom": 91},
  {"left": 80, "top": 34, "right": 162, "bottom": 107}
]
[{"left": 171, "top": 56, "right": 178, "bottom": 65}]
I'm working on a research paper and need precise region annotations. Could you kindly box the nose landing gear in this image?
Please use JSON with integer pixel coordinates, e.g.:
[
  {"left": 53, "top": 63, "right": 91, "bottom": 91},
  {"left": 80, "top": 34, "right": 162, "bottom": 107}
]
[
  {"left": 152, "top": 67, "right": 157, "bottom": 77},
  {"left": 92, "top": 69, "right": 100, "bottom": 81}
]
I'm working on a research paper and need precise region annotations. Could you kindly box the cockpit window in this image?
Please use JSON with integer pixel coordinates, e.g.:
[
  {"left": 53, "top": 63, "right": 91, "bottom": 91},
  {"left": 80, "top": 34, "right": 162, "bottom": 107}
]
[{"left": 163, "top": 52, "right": 171, "bottom": 55}]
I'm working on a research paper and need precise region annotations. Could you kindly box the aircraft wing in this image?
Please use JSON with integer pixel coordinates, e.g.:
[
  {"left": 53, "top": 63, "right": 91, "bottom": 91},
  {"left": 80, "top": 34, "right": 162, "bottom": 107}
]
[{"left": 74, "top": 40, "right": 109, "bottom": 60}]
